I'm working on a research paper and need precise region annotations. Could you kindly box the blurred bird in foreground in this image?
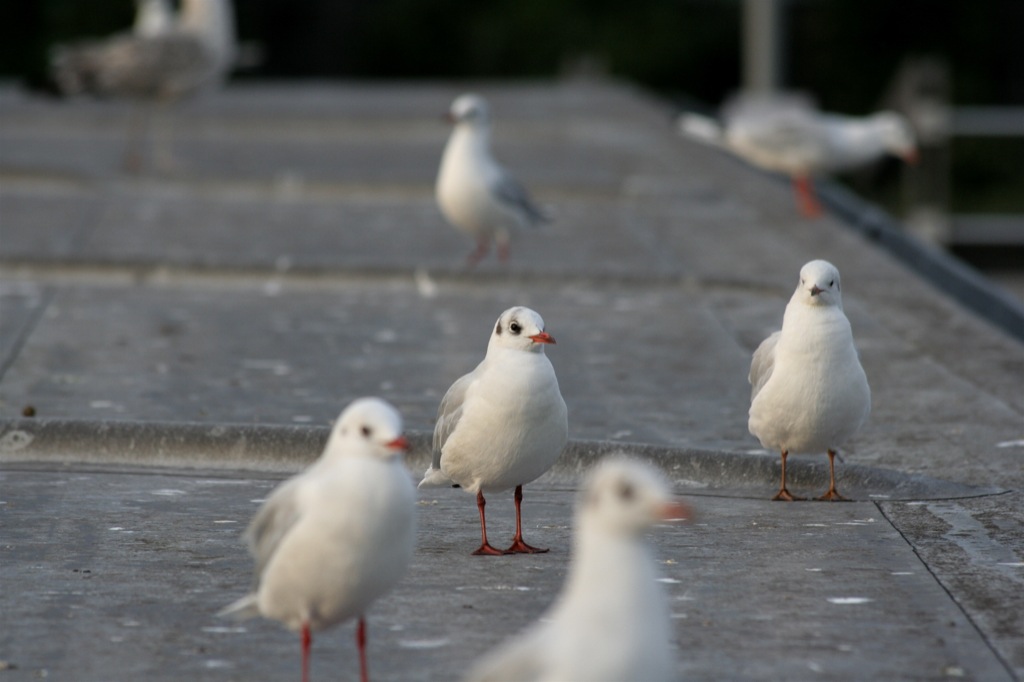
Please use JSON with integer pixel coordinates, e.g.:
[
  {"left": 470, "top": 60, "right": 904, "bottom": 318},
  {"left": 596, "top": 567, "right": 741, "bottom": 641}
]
[
  {"left": 437, "top": 93, "right": 551, "bottom": 266},
  {"left": 49, "top": 0, "right": 237, "bottom": 171},
  {"left": 219, "top": 398, "right": 416, "bottom": 682},
  {"left": 748, "top": 259, "right": 871, "bottom": 501},
  {"left": 679, "top": 93, "right": 918, "bottom": 217},
  {"left": 464, "top": 458, "right": 690, "bottom": 682}
]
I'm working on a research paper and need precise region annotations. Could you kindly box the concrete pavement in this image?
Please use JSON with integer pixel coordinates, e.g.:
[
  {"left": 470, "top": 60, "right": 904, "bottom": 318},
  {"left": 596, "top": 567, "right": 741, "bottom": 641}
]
[{"left": 1, "top": 79, "right": 1022, "bottom": 681}]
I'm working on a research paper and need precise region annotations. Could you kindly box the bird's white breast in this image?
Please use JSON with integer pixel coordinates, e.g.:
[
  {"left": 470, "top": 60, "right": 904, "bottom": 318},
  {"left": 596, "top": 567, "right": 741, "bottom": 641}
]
[
  {"left": 257, "top": 457, "right": 415, "bottom": 632},
  {"left": 749, "top": 307, "right": 870, "bottom": 454},
  {"left": 440, "top": 351, "right": 567, "bottom": 493}
]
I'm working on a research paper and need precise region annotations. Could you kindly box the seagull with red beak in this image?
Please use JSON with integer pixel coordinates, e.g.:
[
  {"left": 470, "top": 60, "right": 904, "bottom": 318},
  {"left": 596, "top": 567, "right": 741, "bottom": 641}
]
[
  {"left": 220, "top": 397, "right": 416, "bottom": 682},
  {"left": 436, "top": 94, "right": 550, "bottom": 265},
  {"left": 748, "top": 260, "right": 871, "bottom": 501},
  {"left": 465, "top": 458, "right": 690, "bottom": 682},
  {"left": 420, "top": 306, "right": 568, "bottom": 555},
  {"left": 679, "top": 95, "right": 918, "bottom": 218}
]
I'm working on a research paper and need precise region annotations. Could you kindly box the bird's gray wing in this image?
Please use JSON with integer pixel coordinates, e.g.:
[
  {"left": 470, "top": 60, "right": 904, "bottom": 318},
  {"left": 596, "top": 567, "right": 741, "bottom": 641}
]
[
  {"left": 241, "top": 475, "right": 306, "bottom": 588},
  {"left": 489, "top": 171, "right": 549, "bottom": 226},
  {"left": 749, "top": 330, "right": 780, "bottom": 400},
  {"left": 431, "top": 368, "right": 477, "bottom": 464},
  {"left": 52, "top": 32, "right": 210, "bottom": 98}
]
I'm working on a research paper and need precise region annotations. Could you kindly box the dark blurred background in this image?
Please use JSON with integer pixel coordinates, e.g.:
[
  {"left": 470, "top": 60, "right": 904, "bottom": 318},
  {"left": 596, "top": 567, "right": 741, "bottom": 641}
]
[{"left": 2, "top": 0, "right": 1023, "bottom": 263}]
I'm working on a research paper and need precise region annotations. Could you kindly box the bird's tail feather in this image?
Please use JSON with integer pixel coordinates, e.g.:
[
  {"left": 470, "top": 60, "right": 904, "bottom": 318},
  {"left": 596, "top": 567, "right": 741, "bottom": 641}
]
[
  {"left": 417, "top": 465, "right": 453, "bottom": 489},
  {"left": 677, "top": 112, "right": 725, "bottom": 147},
  {"left": 217, "top": 593, "right": 260, "bottom": 621}
]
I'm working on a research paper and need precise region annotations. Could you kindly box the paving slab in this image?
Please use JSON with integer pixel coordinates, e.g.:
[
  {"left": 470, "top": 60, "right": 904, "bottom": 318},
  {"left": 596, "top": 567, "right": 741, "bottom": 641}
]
[
  {"left": 0, "top": 462, "right": 1013, "bottom": 682},
  {"left": 1, "top": 79, "right": 1023, "bottom": 680}
]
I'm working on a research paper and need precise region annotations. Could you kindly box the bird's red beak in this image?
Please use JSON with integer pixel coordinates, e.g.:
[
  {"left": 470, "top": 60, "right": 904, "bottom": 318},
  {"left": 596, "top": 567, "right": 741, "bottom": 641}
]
[
  {"left": 529, "top": 332, "right": 556, "bottom": 344},
  {"left": 443, "top": 111, "right": 456, "bottom": 124},
  {"left": 386, "top": 435, "right": 410, "bottom": 451},
  {"left": 810, "top": 285, "right": 823, "bottom": 296},
  {"left": 659, "top": 499, "right": 693, "bottom": 522},
  {"left": 902, "top": 148, "right": 920, "bottom": 165}
]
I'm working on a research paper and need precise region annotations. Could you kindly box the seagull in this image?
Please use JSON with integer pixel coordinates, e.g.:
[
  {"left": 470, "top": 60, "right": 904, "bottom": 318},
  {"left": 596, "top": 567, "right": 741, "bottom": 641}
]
[
  {"left": 464, "top": 458, "right": 690, "bottom": 682},
  {"left": 49, "top": 0, "right": 237, "bottom": 170},
  {"left": 419, "top": 306, "right": 568, "bottom": 555},
  {"left": 51, "top": 0, "right": 235, "bottom": 101},
  {"left": 748, "top": 260, "right": 871, "bottom": 501},
  {"left": 679, "top": 94, "right": 917, "bottom": 217},
  {"left": 436, "top": 94, "right": 550, "bottom": 266},
  {"left": 219, "top": 397, "right": 417, "bottom": 682}
]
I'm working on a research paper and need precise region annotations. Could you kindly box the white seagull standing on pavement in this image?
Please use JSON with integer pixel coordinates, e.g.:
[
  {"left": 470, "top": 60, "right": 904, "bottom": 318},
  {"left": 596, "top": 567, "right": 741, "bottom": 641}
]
[
  {"left": 748, "top": 259, "right": 871, "bottom": 501},
  {"left": 419, "top": 306, "right": 568, "bottom": 555},
  {"left": 679, "top": 94, "right": 917, "bottom": 217},
  {"left": 436, "top": 93, "right": 550, "bottom": 266},
  {"left": 219, "top": 397, "right": 416, "bottom": 682},
  {"left": 464, "top": 458, "right": 690, "bottom": 682}
]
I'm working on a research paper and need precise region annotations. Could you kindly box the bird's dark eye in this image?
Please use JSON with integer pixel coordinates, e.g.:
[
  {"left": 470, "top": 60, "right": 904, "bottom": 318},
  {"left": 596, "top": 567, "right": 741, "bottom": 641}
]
[
  {"left": 509, "top": 321, "right": 522, "bottom": 335},
  {"left": 617, "top": 481, "right": 635, "bottom": 501},
  {"left": 361, "top": 426, "right": 372, "bottom": 438},
  {"left": 829, "top": 280, "right": 834, "bottom": 287}
]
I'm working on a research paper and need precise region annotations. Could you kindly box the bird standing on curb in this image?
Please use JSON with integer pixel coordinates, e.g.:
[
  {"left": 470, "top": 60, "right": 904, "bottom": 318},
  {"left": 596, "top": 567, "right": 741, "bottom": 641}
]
[
  {"left": 436, "top": 94, "right": 550, "bottom": 266},
  {"left": 420, "top": 306, "right": 568, "bottom": 555},
  {"left": 748, "top": 260, "right": 871, "bottom": 500},
  {"left": 219, "top": 397, "right": 416, "bottom": 682}
]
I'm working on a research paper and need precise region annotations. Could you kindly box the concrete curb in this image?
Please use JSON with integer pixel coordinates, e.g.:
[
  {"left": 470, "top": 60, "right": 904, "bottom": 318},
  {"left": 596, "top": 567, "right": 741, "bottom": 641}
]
[{"left": 0, "top": 418, "right": 1001, "bottom": 501}]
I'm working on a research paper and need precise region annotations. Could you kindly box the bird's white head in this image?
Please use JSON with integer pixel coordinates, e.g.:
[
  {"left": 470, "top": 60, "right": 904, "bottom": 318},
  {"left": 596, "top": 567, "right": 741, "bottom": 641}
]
[
  {"left": 487, "top": 306, "right": 555, "bottom": 354},
  {"left": 873, "top": 111, "right": 918, "bottom": 164},
  {"left": 328, "top": 397, "right": 409, "bottom": 461},
  {"left": 794, "top": 259, "right": 843, "bottom": 309},
  {"left": 448, "top": 93, "right": 491, "bottom": 128},
  {"left": 579, "top": 458, "right": 691, "bottom": 538}
]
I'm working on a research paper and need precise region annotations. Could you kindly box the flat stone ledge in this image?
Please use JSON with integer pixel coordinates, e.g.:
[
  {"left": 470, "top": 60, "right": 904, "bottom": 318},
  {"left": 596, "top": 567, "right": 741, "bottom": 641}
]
[{"left": 1, "top": 418, "right": 1001, "bottom": 501}]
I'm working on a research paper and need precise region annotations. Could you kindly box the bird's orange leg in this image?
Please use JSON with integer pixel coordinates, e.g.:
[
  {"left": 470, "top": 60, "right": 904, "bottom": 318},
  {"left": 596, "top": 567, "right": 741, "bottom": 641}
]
[
  {"left": 300, "top": 623, "right": 311, "bottom": 682},
  {"left": 817, "top": 449, "right": 849, "bottom": 501},
  {"left": 772, "top": 450, "right": 806, "bottom": 501},
  {"left": 466, "top": 237, "right": 490, "bottom": 267},
  {"left": 356, "top": 618, "right": 369, "bottom": 682},
  {"left": 472, "top": 491, "right": 510, "bottom": 555},
  {"left": 793, "top": 175, "right": 823, "bottom": 218},
  {"left": 506, "top": 485, "right": 548, "bottom": 553}
]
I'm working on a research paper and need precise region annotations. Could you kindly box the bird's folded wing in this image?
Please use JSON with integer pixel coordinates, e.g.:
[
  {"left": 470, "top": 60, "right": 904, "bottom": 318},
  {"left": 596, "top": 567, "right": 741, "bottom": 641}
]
[
  {"left": 242, "top": 476, "right": 305, "bottom": 586},
  {"left": 52, "top": 33, "right": 209, "bottom": 96},
  {"left": 432, "top": 369, "right": 476, "bottom": 456},
  {"left": 749, "top": 330, "right": 780, "bottom": 399},
  {"left": 490, "top": 172, "right": 549, "bottom": 226}
]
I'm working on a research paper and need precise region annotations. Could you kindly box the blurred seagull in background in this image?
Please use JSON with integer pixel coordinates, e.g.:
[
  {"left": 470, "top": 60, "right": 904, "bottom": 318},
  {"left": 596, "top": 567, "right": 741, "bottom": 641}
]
[
  {"left": 679, "top": 93, "right": 918, "bottom": 217},
  {"left": 464, "top": 458, "right": 689, "bottom": 682},
  {"left": 219, "top": 397, "right": 416, "bottom": 682},
  {"left": 419, "top": 306, "right": 567, "bottom": 555},
  {"left": 748, "top": 260, "right": 871, "bottom": 501},
  {"left": 437, "top": 93, "right": 551, "bottom": 266},
  {"left": 50, "top": 0, "right": 237, "bottom": 171}
]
